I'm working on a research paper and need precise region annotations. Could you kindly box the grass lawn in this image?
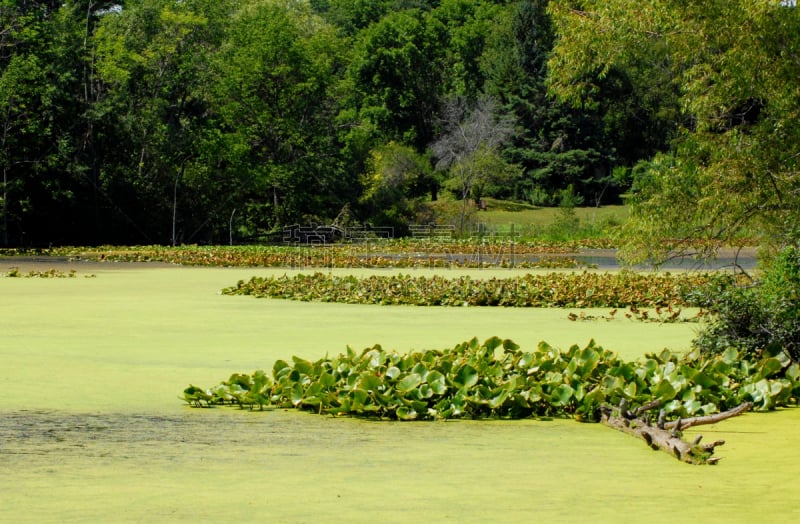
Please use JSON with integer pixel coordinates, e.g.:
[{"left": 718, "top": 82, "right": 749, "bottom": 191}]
[
  {"left": 426, "top": 198, "right": 628, "bottom": 239},
  {"left": 478, "top": 199, "right": 629, "bottom": 226},
  {"left": 1, "top": 264, "right": 798, "bottom": 523}
]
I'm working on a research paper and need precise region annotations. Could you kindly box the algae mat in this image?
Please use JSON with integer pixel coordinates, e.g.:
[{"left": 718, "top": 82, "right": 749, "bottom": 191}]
[{"left": 1, "top": 266, "right": 798, "bottom": 523}]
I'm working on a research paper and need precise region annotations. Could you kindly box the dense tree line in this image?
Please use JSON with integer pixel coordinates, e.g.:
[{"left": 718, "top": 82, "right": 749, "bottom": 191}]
[{"left": 3, "top": 0, "right": 793, "bottom": 248}]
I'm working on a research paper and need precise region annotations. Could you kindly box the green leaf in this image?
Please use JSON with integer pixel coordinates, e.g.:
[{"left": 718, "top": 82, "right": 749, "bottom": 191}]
[
  {"left": 682, "top": 399, "right": 702, "bottom": 415},
  {"left": 581, "top": 387, "right": 606, "bottom": 407},
  {"left": 373, "top": 390, "right": 398, "bottom": 409},
  {"left": 427, "top": 371, "right": 448, "bottom": 395},
  {"left": 319, "top": 372, "right": 337, "bottom": 388},
  {"left": 548, "top": 383, "right": 574, "bottom": 407},
  {"left": 290, "top": 383, "right": 304, "bottom": 407},
  {"left": 759, "top": 357, "right": 785, "bottom": 378},
  {"left": 517, "top": 352, "right": 534, "bottom": 369},
  {"left": 418, "top": 384, "right": 434, "bottom": 399},
  {"left": 623, "top": 381, "right": 637, "bottom": 399},
  {"left": 360, "top": 348, "right": 383, "bottom": 370},
  {"left": 689, "top": 370, "right": 716, "bottom": 389},
  {"left": 411, "top": 362, "right": 429, "bottom": 382},
  {"left": 454, "top": 364, "right": 479, "bottom": 389},
  {"left": 601, "top": 375, "right": 624, "bottom": 393},
  {"left": 396, "top": 406, "right": 418, "bottom": 421},
  {"left": 359, "top": 372, "right": 382, "bottom": 392},
  {"left": 397, "top": 373, "right": 423, "bottom": 392},
  {"left": 488, "top": 386, "right": 510, "bottom": 409},
  {"left": 653, "top": 379, "right": 676, "bottom": 401},
  {"left": 350, "top": 388, "right": 369, "bottom": 410},
  {"left": 272, "top": 360, "right": 290, "bottom": 378},
  {"left": 252, "top": 370, "right": 270, "bottom": 392},
  {"left": 721, "top": 347, "right": 739, "bottom": 365},
  {"left": 385, "top": 366, "right": 401, "bottom": 380},
  {"left": 484, "top": 336, "right": 503, "bottom": 352}
]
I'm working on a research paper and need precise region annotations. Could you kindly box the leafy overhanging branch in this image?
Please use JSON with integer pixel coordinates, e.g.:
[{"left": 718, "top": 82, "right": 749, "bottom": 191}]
[{"left": 550, "top": 1, "right": 800, "bottom": 261}]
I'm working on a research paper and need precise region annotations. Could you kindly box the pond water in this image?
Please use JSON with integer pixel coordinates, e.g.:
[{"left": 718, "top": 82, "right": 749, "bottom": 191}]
[{"left": 0, "top": 265, "right": 795, "bottom": 523}]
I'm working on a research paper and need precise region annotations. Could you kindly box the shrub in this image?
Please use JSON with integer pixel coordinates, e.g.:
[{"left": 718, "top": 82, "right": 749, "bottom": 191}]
[
  {"left": 760, "top": 246, "right": 800, "bottom": 361},
  {"left": 692, "top": 286, "right": 770, "bottom": 360},
  {"left": 694, "top": 246, "right": 800, "bottom": 361}
]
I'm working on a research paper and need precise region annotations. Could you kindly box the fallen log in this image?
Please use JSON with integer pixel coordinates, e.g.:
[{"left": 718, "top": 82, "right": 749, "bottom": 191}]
[{"left": 600, "top": 401, "right": 753, "bottom": 465}]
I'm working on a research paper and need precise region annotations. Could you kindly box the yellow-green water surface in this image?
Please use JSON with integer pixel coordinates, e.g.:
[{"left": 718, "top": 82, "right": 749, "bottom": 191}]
[{"left": 1, "top": 265, "right": 797, "bottom": 523}]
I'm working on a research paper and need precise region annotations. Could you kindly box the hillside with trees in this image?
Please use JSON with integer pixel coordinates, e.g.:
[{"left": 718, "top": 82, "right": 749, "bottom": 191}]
[{"left": 1, "top": 0, "right": 798, "bottom": 255}]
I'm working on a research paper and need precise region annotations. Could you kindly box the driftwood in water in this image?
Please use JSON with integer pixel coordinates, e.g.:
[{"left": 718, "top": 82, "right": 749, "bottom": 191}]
[{"left": 600, "top": 400, "right": 753, "bottom": 465}]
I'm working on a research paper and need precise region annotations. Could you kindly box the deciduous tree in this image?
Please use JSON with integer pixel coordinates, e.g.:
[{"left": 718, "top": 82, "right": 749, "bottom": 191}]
[
  {"left": 346, "top": 8, "right": 446, "bottom": 151},
  {"left": 210, "top": 0, "right": 349, "bottom": 234},
  {"left": 431, "top": 96, "right": 518, "bottom": 234},
  {"left": 549, "top": 0, "right": 800, "bottom": 263}
]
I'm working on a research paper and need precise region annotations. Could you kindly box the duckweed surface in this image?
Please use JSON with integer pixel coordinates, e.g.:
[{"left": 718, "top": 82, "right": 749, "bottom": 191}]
[{"left": 1, "top": 264, "right": 797, "bottom": 523}]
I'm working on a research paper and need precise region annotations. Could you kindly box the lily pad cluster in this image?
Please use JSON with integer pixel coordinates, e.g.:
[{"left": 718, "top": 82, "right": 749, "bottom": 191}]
[
  {"left": 222, "top": 271, "right": 736, "bottom": 308},
  {"left": 2, "top": 244, "right": 592, "bottom": 269},
  {"left": 2, "top": 239, "right": 610, "bottom": 259},
  {"left": 183, "top": 337, "right": 800, "bottom": 422},
  {"left": 2, "top": 267, "right": 80, "bottom": 278},
  {"left": 568, "top": 305, "right": 703, "bottom": 323}
]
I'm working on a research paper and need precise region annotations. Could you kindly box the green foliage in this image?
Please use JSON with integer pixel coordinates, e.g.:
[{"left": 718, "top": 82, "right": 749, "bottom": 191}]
[
  {"left": 2, "top": 267, "right": 80, "bottom": 278},
  {"left": 694, "top": 246, "right": 800, "bottom": 362},
  {"left": 10, "top": 0, "right": 788, "bottom": 248},
  {"left": 184, "top": 337, "right": 800, "bottom": 420},
  {"left": 207, "top": 0, "right": 348, "bottom": 234},
  {"left": 550, "top": 1, "right": 800, "bottom": 261},
  {"left": 358, "top": 141, "right": 435, "bottom": 231},
  {"left": 761, "top": 247, "right": 800, "bottom": 361},
  {"left": 15, "top": 242, "right": 625, "bottom": 268},
  {"left": 0, "top": 0, "right": 88, "bottom": 246},
  {"left": 431, "top": 0, "right": 505, "bottom": 99},
  {"left": 485, "top": 0, "right": 660, "bottom": 208},
  {"left": 346, "top": 8, "right": 445, "bottom": 150},
  {"left": 317, "top": 0, "right": 395, "bottom": 36},
  {"left": 222, "top": 271, "right": 734, "bottom": 308},
  {"left": 692, "top": 286, "right": 769, "bottom": 361}
]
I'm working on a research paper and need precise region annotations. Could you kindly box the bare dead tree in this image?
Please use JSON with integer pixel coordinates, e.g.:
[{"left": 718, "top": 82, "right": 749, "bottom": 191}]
[{"left": 430, "top": 97, "right": 516, "bottom": 235}]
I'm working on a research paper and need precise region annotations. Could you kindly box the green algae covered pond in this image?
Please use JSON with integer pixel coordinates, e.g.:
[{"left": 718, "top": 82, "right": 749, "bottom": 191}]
[{"left": 1, "top": 264, "right": 799, "bottom": 523}]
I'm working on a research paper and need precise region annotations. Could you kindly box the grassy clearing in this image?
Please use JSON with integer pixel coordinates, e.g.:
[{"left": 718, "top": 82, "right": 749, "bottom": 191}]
[
  {"left": 426, "top": 198, "right": 628, "bottom": 240},
  {"left": 478, "top": 200, "right": 629, "bottom": 227},
  {"left": 1, "top": 266, "right": 797, "bottom": 522}
]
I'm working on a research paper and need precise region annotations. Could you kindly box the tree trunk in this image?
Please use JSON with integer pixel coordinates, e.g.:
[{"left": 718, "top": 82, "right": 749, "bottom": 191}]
[
  {"left": 172, "top": 162, "right": 185, "bottom": 246},
  {"left": 2, "top": 165, "right": 7, "bottom": 247}
]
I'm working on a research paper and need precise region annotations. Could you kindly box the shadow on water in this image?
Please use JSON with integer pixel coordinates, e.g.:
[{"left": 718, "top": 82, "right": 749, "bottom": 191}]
[
  {"left": 575, "top": 250, "right": 759, "bottom": 272},
  {"left": 399, "top": 249, "right": 760, "bottom": 271}
]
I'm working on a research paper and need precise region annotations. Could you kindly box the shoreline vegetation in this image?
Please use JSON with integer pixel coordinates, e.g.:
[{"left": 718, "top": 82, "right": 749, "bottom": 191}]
[{"left": 0, "top": 240, "right": 759, "bottom": 272}]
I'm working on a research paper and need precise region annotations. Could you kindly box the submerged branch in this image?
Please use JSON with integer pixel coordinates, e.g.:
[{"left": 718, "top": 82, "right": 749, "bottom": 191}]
[{"left": 600, "top": 401, "right": 752, "bottom": 465}]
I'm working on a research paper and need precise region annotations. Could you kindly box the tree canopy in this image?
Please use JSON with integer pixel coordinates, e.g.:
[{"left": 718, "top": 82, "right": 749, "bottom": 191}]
[
  {"left": 548, "top": 0, "right": 800, "bottom": 262},
  {"left": 1, "top": 0, "right": 795, "bottom": 250}
]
